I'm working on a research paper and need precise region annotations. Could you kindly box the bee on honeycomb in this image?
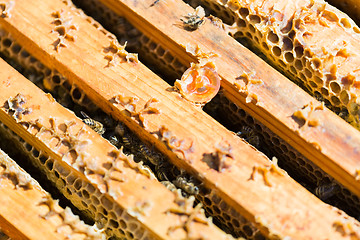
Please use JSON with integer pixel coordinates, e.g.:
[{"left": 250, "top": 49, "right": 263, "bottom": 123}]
[
  {"left": 80, "top": 111, "right": 105, "bottom": 135},
  {"left": 236, "top": 126, "right": 260, "bottom": 148},
  {"left": 315, "top": 182, "right": 340, "bottom": 201},
  {"left": 173, "top": 175, "right": 200, "bottom": 196}
]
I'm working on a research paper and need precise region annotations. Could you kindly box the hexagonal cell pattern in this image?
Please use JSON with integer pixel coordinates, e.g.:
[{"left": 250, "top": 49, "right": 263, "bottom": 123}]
[
  {"left": 72, "top": 0, "right": 187, "bottom": 83},
  {"left": 0, "top": 121, "right": 156, "bottom": 240},
  {"left": 0, "top": 3, "right": 266, "bottom": 239},
  {"left": 185, "top": 0, "right": 360, "bottom": 130},
  {"left": 204, "top": 91, "right": 360, "bottom": 219},
  {"left": 0, "top": 27, "right": 97, "bottom": 112}
]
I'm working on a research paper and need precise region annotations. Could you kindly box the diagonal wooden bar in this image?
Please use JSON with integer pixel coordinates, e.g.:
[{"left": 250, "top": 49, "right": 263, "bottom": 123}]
[
  {"left": 0, "top": 148, "right": 105, "bottom": 240},
  {"left": 0, "top": 0, "right": 359, "bottom": 238},
  {"left": 94, "top": 0, "right": 360, "bottom": 202},
  {"left": 0, "top": 58, "right": 231, "bottom": 239}
]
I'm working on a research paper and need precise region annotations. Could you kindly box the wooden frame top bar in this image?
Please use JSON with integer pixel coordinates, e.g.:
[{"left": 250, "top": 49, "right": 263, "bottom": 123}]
[
  {"left": 0, "top": 0, "right": 359, "bottom": 238},
  {"left": 94, "top": 0, "right": 360, "bottom": 199}
]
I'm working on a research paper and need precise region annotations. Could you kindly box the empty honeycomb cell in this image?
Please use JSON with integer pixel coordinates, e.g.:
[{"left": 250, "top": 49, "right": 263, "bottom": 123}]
[
  {"left": 31, "top": 148, "right": 40, "bottom": 158},
  {"left": 272, "top": 46, "right": 281, "bottom": 57},
  {"left": 249, "top": 14, "right": 261, "bottom": 24},
  {"left": 100, "top": 196, "right": 113, "bottom": 211},
  {"left": 309, "top": 80, "right": 317, "bottom": 88},
  {"left": 294, "top": 59, "right": 303, "bottom": 71},
  {"left": 340, "top": 90, "right": 350, "bottom": 105},
  {"left": 331, "top": 96, "right": 341, "bottom": 106},
  {"left": 10, "top": 43, "right": 21, "bottom": 54},
  {"left": 245, "top": 32, "right": 253, "bottom": 39},
  {"left": 39, "top": 154, "right": 48, "bottom": 164},
  {"left": 304, "top": 68, "right": 313, "bottom": 78},
  {"left": 70, "top": 86, "right": 82, "bottom": 101},
  {"left": 239, "top": 7, "right": 249, "bottom": 17},
  {"left": 236, "top": 18, "right": 246, "bottom": 27},
  {"left": 330, "top": 81, "right": 342, "bottom": 94},
  {"left": 24, "top": 142, "right": 32, "bottom": 152},
  {"left": 321, "top": 87, "right": 329, "bottom": 96},
  {"left": 2, "top": 38, "right": 12, "bottom": 48},
  {"left": 299, "top": 72, "right": 306, "bottom": 82},
  {"left": 282, "top": 37, "right": 293, "bottom": 51},
  {"left": 284, "top": 52, "right": 294, "bottom": 63},
  {"left": 290, "top": 65, "right": 297, "bottom": 74},
  {"left": 156, "top": 46, "right": 165, "bottom": 57},
  {"left": 267, "top": 30, "right": 279, "bottom": 43},
  {"left": 45, "top": 159, "right": 54, "bottom": 171}
]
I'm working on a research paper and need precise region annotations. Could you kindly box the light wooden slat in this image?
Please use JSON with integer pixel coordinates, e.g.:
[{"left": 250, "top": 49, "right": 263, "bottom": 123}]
[
  {"left": 0, "top": 58, "right": 230, "bottom": 240},
  {"left": 0, "top": 0, "right": 359, "bottom": 238},
  {"left": 93, "top": 0, "right": 360, "bottom": 202},
  {"left": 0, "top": 148, "right": 104, "bottom": 240}
]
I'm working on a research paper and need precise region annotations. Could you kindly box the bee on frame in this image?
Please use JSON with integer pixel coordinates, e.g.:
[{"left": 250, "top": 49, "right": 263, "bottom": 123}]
[
  {"left": 180, "top": 6, "right": 206, "bottom": 31},
  {"left": 80, "top": 111, "right": 105, "bottom": 135}
]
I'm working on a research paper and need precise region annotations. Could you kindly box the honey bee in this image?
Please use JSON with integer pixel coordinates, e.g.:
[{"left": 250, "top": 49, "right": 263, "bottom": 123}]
[
  {"left": 315, "top": 183, "right": 340, "bottom": 201},
  {"left": 173, "top": 175, "right": 199, "bottom": 195},
  {"left": 109, "top": 134, "right": 120, "bottom": 147},
  {"left": 181, "top": 6, "right": 205, "bottom": 31},
  {"left": 236, "top": 126, "right": 260, "bottom": 148},
  {"left": 80, "top": 111, "right": 105, "bottom": 135},
  {"left": 161, "top": 180, "right": 178, "bottom": 192}
]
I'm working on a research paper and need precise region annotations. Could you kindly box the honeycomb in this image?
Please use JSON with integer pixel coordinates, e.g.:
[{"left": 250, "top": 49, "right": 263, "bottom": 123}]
[
  {"left": 72, "top": 0, "right": 187, "bottom": 83},
  {"left": 0, "top": 2, "right": 270, "bottom": 239},
  {"left": 204, "top": 91, "right": 360, "bottom": 219},
  {"left": 184, "top": 0, "right": 360, "bottom": 130},
  {"left": 0, "top": 27, "right": 97, "bottom": 112},
  {"left": 0, "top": 147, "right": 105, "bottom": 240},
  {"left": 0, "top": 19, "right": 263, "bottom": 240},
  {"left": 0, "top": 121, "right": 158, "bottom": 240}
]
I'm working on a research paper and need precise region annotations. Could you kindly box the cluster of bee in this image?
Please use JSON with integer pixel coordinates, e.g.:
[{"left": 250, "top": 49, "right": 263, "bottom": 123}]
[{"left": 79, "top": 110, "right": 201, "bottom": 196}]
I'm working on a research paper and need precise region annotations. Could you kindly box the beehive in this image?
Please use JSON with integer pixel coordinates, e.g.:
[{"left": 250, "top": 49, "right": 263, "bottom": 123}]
[{"left": 1, "top": 0, "right": 360, "bottom": 239}]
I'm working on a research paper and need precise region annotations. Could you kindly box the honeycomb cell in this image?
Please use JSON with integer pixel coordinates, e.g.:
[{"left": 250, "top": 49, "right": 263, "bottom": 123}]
[
  {"left": 330, "top": 81, "right": 341, "bottom": 94},
  {"left": 272, "top": 46, "right": 281, "bottom": 57},
  {"left": 284, "top": 52, "right": 294, "bottom": 63},
  {"left": 282, "top": 37, "right": 293, "bottom": 51},
  {"left": 340, "top": 90, "right": 350, "bottom": 105},
  {"left": 294, "top": 46, "right": 304, "bottom": 58},
  {"left": 294, "top": 59, "right": 303, "bottom": 70},
  {"left": 304, "top": 68, "right": 312, "bottom": 78},
  {"left": 239, "top": 7, "right": 249, "bottom": 18},
  {"left": 249, "top": 15, "right": 261, "bottom": 24},
  {"left": 331, "top": 96, "right": 341, "bottom": 106},
  {"left": 267, "top": 31, "right": 279, "bottom": 43},
  {"left": 235, "top": 17, "right": 246, "bottom": 28}
]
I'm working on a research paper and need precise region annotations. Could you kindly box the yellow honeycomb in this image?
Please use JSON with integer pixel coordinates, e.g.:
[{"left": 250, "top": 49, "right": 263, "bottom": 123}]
[
  {"left": 204, "top": 91, "right": 360, "bottom": 218},
  {"left": 0, "top": 121, "right": 157, "bottom": 239},
  {"left": 0, "top": 3, "right": 267, "bottom": 238},
  {"left": 186, "top": 0, "right": 360, "bottom": 130}
]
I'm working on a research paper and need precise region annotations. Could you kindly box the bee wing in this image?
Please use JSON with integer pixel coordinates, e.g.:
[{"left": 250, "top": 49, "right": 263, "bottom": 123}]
[
  {"left": 195, "top": 6, "right": 206, "bottom": 18},
  {"left": 80, "top": 111, "right": 90, "bottom": 119}
]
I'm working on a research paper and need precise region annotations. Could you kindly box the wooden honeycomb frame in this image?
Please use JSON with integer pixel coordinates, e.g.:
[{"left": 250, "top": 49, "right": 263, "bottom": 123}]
[
  {"left": 0, "top": 148, "right": 105, "bottom": 240},
  {"left": 0, "top": 0, "right": 360, "bottom": 239},
  {"left": 93, "top": 0, "right": 360, "bottom": 207}
]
